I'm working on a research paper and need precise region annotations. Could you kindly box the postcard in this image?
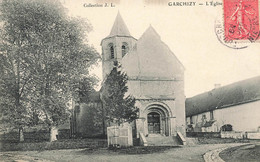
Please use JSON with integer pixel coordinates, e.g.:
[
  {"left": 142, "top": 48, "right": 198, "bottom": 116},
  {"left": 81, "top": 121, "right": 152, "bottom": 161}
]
[{"left": 1, "top": 0, "right": 260, "bottom": 161}]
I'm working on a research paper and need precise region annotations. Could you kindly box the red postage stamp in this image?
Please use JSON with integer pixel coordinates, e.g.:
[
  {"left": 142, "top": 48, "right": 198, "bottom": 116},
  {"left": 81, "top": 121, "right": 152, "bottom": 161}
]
[{"left": 224, "top": 0, "right": 260, "bottom": 42}]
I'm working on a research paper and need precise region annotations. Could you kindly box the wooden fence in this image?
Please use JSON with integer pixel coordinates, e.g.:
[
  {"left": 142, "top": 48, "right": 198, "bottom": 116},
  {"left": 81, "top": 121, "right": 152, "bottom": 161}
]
[{"left": 107, "top": 125, "right": 133, "bottom": 147}]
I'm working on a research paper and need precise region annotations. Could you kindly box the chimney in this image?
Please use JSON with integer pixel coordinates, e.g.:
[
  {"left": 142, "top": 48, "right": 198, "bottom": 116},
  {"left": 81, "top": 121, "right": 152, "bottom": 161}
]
[{"left": 214, "top": 84, "right": 221, "bottom": 89}]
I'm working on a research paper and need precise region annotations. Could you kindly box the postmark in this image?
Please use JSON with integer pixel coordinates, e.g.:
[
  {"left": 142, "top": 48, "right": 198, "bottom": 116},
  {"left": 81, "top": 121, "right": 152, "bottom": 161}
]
[
  {"left": 223, "top": 0, "right": 260, "bottom": 42},
  {"left": 215, "top": 18, "right": 249, "bottom": 49}
]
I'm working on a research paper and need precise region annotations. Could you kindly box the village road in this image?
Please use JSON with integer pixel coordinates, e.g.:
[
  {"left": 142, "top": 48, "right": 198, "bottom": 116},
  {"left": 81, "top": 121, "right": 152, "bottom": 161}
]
[{"left": 0, "top": 143, "right": 243, "bottom": 162}]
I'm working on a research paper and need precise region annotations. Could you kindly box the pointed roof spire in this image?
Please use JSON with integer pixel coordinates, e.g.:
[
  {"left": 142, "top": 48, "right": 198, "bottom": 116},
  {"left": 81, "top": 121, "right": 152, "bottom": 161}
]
[{"left": 108, "top": 12, "right": 131, "bottom": 37}]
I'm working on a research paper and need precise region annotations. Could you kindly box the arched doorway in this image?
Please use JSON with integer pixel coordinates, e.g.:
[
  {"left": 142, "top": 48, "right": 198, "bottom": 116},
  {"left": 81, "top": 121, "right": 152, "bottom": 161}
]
[
  {"left": 144, "top": 103, "right": 172, "bottom": 136},
  {"left": 148, "top": 112, "right": 160, "bottom": 134},
  {"left": 221, "top": 124, "right": 233, "bottom": 131}
]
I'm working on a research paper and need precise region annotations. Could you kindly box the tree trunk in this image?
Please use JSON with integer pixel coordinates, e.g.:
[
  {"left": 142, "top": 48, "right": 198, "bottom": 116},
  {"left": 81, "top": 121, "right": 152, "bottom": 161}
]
[
  {"left": 102, "top": 118, "right": 106, "bottom": 137},
  {"left": 16, "top": 51, "right": 24, "bottom": 143},
  {"left": 101, "top": 101, "right": 106, "bottom": 137},
  {"left": 50, "top": 127, "right": 57, "bottom": 142},
  {"left": 19, "top": 127, "right": 24, "bottom": 142}
]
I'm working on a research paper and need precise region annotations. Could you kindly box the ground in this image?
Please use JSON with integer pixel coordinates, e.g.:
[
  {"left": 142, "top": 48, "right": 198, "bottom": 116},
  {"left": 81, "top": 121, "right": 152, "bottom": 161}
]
[
  {"left": 219, "top": 143, "right": 260, "bottom": 162},
  {"left": 0, "top": 143, "right": 243, "bottom": 162}
]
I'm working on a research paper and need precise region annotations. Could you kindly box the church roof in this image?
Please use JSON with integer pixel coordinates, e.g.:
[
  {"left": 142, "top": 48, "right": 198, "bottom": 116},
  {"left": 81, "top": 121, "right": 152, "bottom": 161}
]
[
  {"left": 107, "top": 12, "right": 131, "bottom": 38},
  {"left": 186, "top": 76, "right": 260, "bottom": 117},
  {"left": 121, "top": 25, "right": 184, "bottom": 79}
]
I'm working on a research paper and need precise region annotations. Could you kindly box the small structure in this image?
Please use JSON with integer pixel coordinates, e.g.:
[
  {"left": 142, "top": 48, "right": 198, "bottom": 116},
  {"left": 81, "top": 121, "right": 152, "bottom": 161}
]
[{"left": 107, "top": 125, "right": 133, "bottom": 147}]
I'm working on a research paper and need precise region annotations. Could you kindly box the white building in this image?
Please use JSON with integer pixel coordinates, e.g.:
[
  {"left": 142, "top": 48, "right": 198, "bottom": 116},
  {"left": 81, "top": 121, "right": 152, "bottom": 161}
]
[{"left": 186, "top": 76, "right": 260, "bottom": 133}]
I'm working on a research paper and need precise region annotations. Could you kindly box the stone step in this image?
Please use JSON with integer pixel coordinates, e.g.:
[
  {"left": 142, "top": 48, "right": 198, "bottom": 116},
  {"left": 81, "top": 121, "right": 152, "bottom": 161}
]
[
  {"left": 185, "top": 137, "right": 199, "bottom": 146},
  {"left": 146, "top": 135, "right": 181, "bottom": 146}
]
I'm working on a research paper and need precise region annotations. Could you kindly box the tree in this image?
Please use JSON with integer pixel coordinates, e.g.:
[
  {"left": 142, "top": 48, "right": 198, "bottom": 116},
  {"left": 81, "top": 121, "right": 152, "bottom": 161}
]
[
  {"left": 0, "top": 0, "right": 100, "bottom": 141},
  {"left": 78, "top": 76, "right": 99, "bottom": 103},
  {"left": 101, "top": 64, "right": 138, "bottom": 126}
]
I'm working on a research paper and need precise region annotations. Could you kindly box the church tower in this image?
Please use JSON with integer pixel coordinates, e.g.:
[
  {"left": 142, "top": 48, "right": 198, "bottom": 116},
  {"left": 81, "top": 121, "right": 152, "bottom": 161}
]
[{"left": 101, "top": 12, "right": 137, "bottom": 79}]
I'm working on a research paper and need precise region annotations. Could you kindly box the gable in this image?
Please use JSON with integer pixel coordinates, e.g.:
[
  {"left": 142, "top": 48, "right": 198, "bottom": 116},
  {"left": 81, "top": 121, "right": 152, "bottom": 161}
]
[{"left": 121, "top": 26, "right": 184, "bottom": 79}]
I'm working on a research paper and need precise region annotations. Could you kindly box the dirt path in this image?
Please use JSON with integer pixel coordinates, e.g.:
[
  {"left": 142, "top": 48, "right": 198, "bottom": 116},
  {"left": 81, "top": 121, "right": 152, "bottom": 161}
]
[
  {"left": 0, "top": 143, "right": 243, "bottom": 162},
  {"left": 0, "top": 152, "right": 53, "bottom": 162}
]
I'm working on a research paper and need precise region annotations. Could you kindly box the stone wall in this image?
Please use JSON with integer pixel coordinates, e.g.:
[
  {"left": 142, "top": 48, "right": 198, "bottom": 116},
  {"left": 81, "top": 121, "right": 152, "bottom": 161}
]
[
  {"left": 214, "top": 100, "right": 260, "bottom": 132},
  {"left": 0, "top": 129, "right": 50, "bottom": 143},
  {"left": 187, "top": 132, "right": 221, "bottom": 138},
  {"left": 247, "top": 132, "right": 260, "bottom": 139},
  {"left": 220, "top": 131, "right": 244, "bottom": 139}
]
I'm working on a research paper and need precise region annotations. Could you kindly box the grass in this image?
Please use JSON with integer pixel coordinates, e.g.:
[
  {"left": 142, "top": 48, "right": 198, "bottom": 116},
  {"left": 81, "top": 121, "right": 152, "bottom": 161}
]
[
  {"left": 78, "top": 146, "right": 180, "bottom": 155},
  {"left": 219, "top": 144, "right": 260, "bottom": 162},
  {"left": 196, "top": 137, "right": 250, "bottom": 144},
  {"left": 0, "top": 138, "right": 107, "bottom": 152}
]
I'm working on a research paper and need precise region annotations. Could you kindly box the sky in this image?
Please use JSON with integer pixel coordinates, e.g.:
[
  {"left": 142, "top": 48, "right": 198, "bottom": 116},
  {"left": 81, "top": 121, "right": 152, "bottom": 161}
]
[{"left": 62, "top": 0, "right": 260, "bottom": 97}]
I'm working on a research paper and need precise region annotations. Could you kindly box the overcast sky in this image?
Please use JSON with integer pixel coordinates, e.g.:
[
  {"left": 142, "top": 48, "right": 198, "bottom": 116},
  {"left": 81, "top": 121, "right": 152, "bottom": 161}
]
[{"left": 62, "top": 0, "right": 260, "bottom": 97}]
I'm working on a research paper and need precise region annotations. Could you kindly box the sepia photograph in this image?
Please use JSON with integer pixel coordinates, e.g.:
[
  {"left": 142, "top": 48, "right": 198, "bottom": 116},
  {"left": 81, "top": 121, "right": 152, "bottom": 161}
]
[{"left": 0, "top": 0, "right": 260, "bottom": 161}]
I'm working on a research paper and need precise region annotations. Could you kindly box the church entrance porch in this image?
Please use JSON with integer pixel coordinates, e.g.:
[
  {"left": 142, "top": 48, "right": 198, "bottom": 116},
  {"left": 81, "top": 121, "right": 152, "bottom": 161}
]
[{"left": 143, "top": 103, "right": 172, "bottom": 136}]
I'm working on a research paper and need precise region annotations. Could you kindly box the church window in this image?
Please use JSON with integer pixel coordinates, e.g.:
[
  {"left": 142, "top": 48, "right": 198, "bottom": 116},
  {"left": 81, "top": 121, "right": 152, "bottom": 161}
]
[
  {"left": 122, "top": 45, "right": 126, "bottom": 57},
  {"left": 109, "top": 43, "right": 114, "bottom": 59},
  {"left": 122, "top": 43, "right": 128, "bottom": 57}
]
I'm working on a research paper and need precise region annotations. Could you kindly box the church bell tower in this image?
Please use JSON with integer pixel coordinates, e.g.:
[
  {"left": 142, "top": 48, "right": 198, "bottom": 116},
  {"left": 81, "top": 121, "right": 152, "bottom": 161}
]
[{"left": 101, "top": 12, "right": 137, "bottom": 79}]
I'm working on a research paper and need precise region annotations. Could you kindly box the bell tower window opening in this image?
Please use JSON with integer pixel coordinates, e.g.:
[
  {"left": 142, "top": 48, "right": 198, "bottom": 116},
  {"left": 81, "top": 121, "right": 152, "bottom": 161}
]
[
  {"left": 122, "top": 45, "right": 126, "bottom": 57},
  {"left": 122, "top": 43, "right": 128, "bottom": 57},
  {"left": 109, "top": 44, "right": 114, "bottom": 59}
]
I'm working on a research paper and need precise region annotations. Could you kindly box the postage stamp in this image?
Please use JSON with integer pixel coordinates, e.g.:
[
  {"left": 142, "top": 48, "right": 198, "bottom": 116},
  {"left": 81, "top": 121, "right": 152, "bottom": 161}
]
[{"left": 223, "top": 0, "right": 259, "bottom": 42}]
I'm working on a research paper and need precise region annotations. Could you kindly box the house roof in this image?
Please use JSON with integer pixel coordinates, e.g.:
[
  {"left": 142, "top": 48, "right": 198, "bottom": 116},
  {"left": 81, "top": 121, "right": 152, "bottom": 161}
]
[
  {"left": 107, "top": 12, "right": 131, "bottom": 38},
  {"left": 121, "top": 25, "right": 184, "bottom": 80},
  {"left": 186, "top": 76, "right": 260, "bottom": 117}
]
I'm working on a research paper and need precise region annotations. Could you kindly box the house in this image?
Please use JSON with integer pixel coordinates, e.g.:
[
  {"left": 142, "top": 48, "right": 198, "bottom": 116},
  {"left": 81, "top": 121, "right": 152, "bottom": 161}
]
[{"left": 186, "top": 76, "right": 260, "bottom": 135}]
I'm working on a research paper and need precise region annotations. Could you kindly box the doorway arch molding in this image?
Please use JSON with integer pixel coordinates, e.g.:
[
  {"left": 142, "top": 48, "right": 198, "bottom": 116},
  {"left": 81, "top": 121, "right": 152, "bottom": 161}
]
[
  {"left": 143, "top": 102, "right": 173, "bottom": 117},
  {"left": 142, "top": 102, "right": 173, "bottom": 136}
]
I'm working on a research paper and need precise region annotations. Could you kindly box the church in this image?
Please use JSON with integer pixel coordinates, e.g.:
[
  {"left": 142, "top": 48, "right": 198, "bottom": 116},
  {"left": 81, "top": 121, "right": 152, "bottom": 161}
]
[
  {"left": 71, "top": 13, "right": 186, "bottom": 144},
  {"left": 101, "top": 13, "right": 186, "bottom": 138}
]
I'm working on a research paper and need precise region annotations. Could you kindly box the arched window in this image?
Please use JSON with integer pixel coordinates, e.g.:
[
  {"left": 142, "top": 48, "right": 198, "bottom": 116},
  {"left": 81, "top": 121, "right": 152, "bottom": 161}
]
[
  {"left": 122, "top": 43, "right": 128, "bottom": 57},
  {"left": 108, "top": 43, "right": 114, "bottom": 59},
  {"left": 110, "top": 46, "right": 114, "bottom": 59},
  {"left": 221, "top": 124, "right": 233, "bottom": 131},
  {"left": 122, "top": 45, "right": 126, "bottom": 57}
]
